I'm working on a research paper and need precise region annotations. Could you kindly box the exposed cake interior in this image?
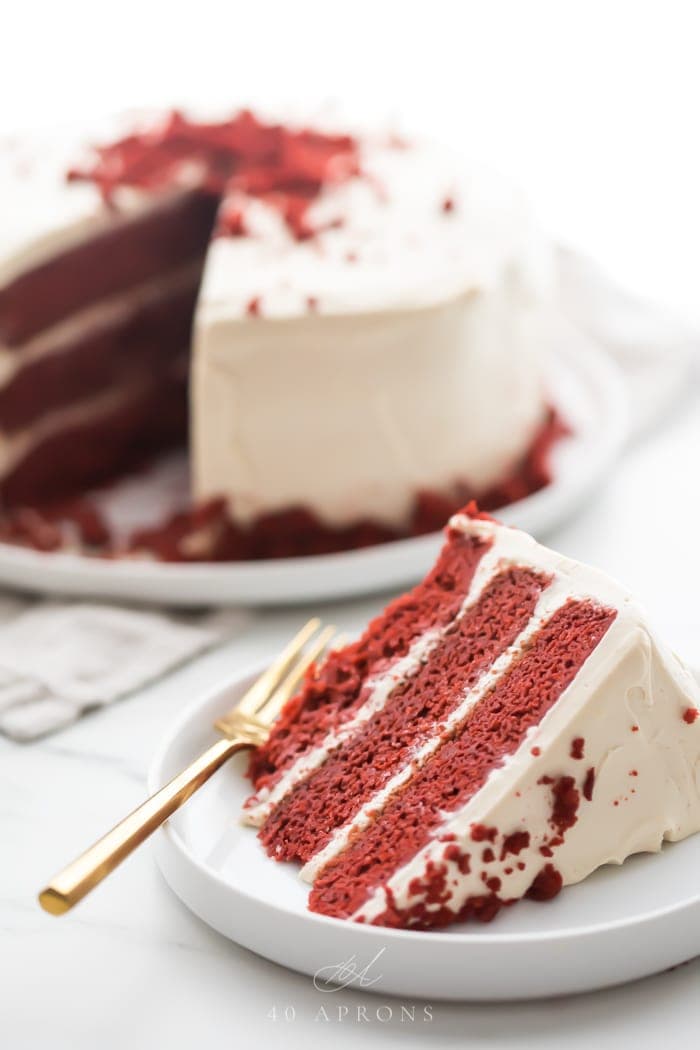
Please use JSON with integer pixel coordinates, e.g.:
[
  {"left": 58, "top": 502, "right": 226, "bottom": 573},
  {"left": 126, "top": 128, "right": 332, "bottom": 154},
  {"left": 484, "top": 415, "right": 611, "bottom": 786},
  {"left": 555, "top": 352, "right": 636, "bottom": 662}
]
[
  {"left": 307, "top": 597, "right": 615, "bottom": 924},
  {"left": 256, "top": 565, "right": 549, "bottom": 864},
  {"left": 243, "top": 504, "right": 700, "bottom": 929},
  {"left": 248, "top": 525, "right": 491, "bottom": 792}
]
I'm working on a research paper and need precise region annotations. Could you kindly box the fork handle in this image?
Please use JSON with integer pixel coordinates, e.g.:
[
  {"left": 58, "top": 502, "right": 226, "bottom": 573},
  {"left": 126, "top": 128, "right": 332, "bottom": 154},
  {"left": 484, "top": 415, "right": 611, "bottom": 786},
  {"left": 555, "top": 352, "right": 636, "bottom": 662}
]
[{"left": 38, "top": 736, "right": 246, "bottom": 916}]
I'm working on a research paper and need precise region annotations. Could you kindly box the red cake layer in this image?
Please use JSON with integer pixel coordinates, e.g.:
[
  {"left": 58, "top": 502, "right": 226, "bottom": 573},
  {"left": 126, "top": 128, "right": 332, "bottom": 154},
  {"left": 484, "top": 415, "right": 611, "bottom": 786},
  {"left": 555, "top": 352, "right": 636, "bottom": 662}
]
[
  {"left": 247, "top": 529, "right": 492, "bottom": 792},
  {"left": 308, "top": 598, "right": 616, "bottom": 922},
  {"left": 0, "top": 274, "right": 199, "bottom": 432},
  {"left": 258, "top": 566, "right": 548, "bottom": 863},
  {"left": 0, "top": 368, "right": 187, "bottom": 506},
  {"left": 0, "top": 191, "right": 217, "bottom": 346}
]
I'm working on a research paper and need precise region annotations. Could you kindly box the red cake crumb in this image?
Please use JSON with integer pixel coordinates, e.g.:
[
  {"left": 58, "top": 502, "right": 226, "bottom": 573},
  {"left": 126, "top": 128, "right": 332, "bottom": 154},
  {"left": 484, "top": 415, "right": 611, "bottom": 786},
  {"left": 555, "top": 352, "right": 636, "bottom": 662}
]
[
  {"left": 530, "top": 777, "right": 582, "bottom": 863},
  {"left": 501, "top": 831, "right": 530, "bottom": 859},
  {"left": 583, "top": 767, "right": 596, "bottom": 801},
  {"left": 629, "top": 769, "right": 638, "bottom": 777},
  {"left": 442, "top": 196, "right": 455, "bottom": 213},
  {"left": 470, "top": 824, "right": 498, "bottom": 843},
  {"left": 373, "top": 871, "right": 510, "bottom": 930},
  {"left": 531, "top": 746, "right": 541, "bottom": 756},
  {"left": 246, "top": 296, "right": 261, "bottom": 317},
  {"left": 68, "top": 109, "right": 360, "bottom": 243},
  {"left": 124, "top": 498, "right": 231, "bottom": 562},
  {"left": 682, "top": 707, "right": 699, "bottom": 725},
  {"left": 482, "top": 848, "right": 495, "bottom": 863},
  {"left": 526, "top": 864, "right": 563, "bottom": 902},
  {"left": 570, "top": 737, "right": 585, "bottom": 759},
  {"left": 550, "top": 776, "right": 580, "bottom": 836},
  {"left": 442, "top": 844, "right": 471, "bottom": 875},
  {"left": 216, "top": 202, "right": 247, "bottom": 236}
]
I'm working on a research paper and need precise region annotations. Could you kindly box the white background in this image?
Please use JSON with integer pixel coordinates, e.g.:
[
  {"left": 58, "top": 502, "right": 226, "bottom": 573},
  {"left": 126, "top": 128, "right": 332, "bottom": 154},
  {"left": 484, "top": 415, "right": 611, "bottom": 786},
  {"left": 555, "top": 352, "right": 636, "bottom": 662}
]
[
  {"left": 1, "top": 3, "right": 700, "bottom": 1047},
  {"left": 3, "top": 0, "right": 700, "bottom": 323}
]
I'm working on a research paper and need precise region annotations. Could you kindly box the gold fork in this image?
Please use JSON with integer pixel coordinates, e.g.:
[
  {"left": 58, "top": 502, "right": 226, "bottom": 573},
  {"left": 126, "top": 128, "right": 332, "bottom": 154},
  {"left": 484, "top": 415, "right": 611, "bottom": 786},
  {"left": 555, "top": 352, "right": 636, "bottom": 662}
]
[{"left": 38, "top": 618, "right": 337, "bottom": 916}]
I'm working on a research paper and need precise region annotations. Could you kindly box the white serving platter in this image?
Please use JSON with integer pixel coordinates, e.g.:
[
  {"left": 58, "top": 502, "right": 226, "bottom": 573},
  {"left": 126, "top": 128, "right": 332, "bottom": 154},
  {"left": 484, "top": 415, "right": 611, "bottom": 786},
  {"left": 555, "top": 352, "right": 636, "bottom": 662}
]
[
  {"left": 0, "top": 325, "right": 626, "bottom": 607},
  {"left": 149, "top": 667, "right": 700, "bottom": 1001}
]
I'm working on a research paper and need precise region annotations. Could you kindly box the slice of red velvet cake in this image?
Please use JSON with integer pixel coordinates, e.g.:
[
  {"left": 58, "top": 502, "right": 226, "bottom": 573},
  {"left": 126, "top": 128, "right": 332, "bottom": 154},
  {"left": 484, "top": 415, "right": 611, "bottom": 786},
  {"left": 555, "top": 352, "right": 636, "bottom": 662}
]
[{"left": 244, "top": 505, "right": 700, "bottom": 929}]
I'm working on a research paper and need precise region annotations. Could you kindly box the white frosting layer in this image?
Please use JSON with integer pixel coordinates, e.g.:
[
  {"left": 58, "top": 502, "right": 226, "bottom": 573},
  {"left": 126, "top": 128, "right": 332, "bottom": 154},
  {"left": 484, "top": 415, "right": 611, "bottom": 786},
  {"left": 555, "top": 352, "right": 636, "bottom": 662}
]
[
  {"left": 193, "top": 289, "right": 550, "bottom": 527},
  {"left": 193, "top": 137, "right": 551, "bottom": 528},
  {"left": 341, "top": 516, "right": 700, "bottom": 923},
  {"left": 193, "top": 162, "right": 554, "bottom": 529}
]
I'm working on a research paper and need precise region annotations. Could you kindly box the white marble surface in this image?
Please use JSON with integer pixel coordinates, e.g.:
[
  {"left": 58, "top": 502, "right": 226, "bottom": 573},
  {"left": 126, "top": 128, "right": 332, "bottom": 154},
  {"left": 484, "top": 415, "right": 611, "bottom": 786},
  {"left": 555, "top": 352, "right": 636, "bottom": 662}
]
[{"left": 2, "top": 379, "right": 700, "bottom": 1049}]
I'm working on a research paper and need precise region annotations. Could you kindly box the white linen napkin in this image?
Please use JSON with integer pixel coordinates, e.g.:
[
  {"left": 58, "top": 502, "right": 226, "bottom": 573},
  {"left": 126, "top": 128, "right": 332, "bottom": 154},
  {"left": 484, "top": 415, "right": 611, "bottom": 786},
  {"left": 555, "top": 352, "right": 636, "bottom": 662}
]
[
  {"left": 0, "top": 600, "right": 251, "bottom": 741},
  {"left": 0, "top": 251, "right": 695, "bottom": 743},
  {"left": 557, "top": 247, "right": 699, "bottom": 436}
]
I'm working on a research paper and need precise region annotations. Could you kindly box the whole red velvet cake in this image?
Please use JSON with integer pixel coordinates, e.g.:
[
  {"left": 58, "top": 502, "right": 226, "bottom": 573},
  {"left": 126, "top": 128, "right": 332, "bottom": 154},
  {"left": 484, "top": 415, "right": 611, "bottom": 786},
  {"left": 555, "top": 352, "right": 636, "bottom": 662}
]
[{"left": 0, "top": 109, "right": 562, "bottom": 560}]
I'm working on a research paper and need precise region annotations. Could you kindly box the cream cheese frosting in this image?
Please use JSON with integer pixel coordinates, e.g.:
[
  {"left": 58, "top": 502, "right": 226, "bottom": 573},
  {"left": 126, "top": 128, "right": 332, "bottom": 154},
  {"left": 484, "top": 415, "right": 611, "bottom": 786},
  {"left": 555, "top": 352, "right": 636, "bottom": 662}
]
[
  {"left": 197, "top": 140, "right": 551, "bottom": 320},
  {"left": 192, "top": 137, "right": 553, "bottom": 529}
]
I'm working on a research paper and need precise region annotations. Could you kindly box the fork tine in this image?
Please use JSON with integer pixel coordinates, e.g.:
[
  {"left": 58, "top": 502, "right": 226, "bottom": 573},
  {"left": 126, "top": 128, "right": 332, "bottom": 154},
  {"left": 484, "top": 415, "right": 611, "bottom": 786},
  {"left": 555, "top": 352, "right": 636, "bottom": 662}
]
[
  {"left": 235, "top": 617, "right": 321, "bottom": 717},
  {"left": 258, "top": 625, "right": 337, "bottom": 724}
]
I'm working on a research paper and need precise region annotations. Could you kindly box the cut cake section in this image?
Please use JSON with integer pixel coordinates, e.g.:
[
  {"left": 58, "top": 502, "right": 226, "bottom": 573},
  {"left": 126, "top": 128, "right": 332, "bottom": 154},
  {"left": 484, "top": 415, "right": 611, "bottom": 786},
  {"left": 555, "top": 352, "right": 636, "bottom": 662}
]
[{"left": 245, "top": 505, "right": 700, "bottom": 929}]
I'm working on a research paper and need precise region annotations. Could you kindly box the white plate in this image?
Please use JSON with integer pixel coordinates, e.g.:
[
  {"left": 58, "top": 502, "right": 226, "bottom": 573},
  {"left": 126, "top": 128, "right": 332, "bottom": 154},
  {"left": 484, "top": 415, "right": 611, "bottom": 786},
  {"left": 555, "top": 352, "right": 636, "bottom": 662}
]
[
  {"left": 0, "top": 326, "right": 626, "bottom": 607},
  {"left": 149, "top": 669, "right": 700, "bottom": 1001}
]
